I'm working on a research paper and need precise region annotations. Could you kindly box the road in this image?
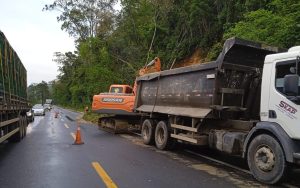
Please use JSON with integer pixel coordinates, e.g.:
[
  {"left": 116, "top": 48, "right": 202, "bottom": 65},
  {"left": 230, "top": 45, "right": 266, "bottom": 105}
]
[{"left": 0, "top": 107, "right": 299, "bottom": 188}]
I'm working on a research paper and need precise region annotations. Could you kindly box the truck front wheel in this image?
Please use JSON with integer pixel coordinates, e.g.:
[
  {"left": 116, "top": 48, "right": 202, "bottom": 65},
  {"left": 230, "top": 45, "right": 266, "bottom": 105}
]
[
  {"left": 142, "top": 119, "right": 155, "bottom": 145},
  {"left": 247, "top": 134, "right": 287, "bottom": 184}
]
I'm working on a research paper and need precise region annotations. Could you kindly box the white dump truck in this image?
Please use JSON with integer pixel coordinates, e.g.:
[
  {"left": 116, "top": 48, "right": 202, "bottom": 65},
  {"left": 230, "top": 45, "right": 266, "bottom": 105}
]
[{"left": 134, "top": 38, "right": 300, "bottom": 184}]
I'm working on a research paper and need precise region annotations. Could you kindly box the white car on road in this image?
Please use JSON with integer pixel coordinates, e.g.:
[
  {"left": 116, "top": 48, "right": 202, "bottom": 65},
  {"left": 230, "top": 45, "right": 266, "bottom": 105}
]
[{"left": 32, "top": 104, "right": 45, "bottom": 116}]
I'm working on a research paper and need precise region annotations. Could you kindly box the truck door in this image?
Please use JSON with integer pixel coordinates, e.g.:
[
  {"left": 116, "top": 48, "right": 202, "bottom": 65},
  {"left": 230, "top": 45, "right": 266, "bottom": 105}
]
[{"left": 269, "top": 58, "right": 300, "bottom": 139}]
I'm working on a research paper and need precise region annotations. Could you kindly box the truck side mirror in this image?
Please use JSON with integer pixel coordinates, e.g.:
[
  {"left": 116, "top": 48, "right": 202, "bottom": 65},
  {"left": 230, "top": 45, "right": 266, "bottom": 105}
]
[{"left": 283, "top": 74, "right": 299, "bottom": 96}]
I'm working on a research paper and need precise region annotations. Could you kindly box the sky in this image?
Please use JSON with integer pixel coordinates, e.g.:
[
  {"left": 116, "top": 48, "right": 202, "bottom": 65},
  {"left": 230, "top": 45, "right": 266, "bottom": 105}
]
[{"left": 0, "top": 0, "right": 75, "bottom": 85}]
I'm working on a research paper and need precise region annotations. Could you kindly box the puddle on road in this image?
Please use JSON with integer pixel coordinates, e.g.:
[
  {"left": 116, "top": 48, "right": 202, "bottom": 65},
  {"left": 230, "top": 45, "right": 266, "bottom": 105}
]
[{"left": 27, "top": 116, "right": 45, "bottom": 134}]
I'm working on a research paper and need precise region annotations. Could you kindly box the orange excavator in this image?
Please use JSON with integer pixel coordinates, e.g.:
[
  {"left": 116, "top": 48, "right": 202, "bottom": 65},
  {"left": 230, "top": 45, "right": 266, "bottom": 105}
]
[{"left": 92, "top": 57, "right": 161, "bottom": 133}]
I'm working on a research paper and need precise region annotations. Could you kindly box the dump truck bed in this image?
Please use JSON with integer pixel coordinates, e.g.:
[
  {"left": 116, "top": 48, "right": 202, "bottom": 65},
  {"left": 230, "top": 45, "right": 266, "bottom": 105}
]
[{"left": 134, "top": 37, "right": 284, "bottom": 120}]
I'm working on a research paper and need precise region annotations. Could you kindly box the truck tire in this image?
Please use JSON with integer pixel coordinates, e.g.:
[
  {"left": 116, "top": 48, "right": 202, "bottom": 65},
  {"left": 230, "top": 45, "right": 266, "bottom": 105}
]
[
  {"left": 20, "top": 117, "right": 24, "bottom": 139},
  {"left": 21, "top": 116, "right": 26, "bottom": 139},
  {"left": 247, "top": 134, "right": 287, "bottom": 184},
  {"left": 22, "top": 116, "right": 27, "bottom": 137},
  {"left": 10, "top": 117, "right": 23, "bottom": 142},
  {"left": 20, "top": 116, "right": 27, "bottom": 139},
  {"left": 155, "top": 121, "right": 173, "bottom": 150},
  {"left": 142, "top": 119, "right": 155, "bottom": 145}
]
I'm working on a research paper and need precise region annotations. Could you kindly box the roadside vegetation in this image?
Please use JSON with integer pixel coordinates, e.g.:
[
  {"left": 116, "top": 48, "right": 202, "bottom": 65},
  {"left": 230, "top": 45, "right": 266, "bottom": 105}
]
[
  {"left": 82, "top": 111, "right": 100, "bottom": 124},
  {"left": 27, "top": 81, "right": 51, "bottom": 105},
  {"left": 28, "top": 0, "right": 300, "bottom": 111}
]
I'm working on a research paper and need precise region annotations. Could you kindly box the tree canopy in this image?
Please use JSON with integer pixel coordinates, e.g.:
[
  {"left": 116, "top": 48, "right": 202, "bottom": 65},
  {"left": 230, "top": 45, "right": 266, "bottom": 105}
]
[
  {"left": 42, "top": 0, "right": 300, "bottom": 108},
  {"left": 27, "top": 81, "right": 51, "bottom": 105}
]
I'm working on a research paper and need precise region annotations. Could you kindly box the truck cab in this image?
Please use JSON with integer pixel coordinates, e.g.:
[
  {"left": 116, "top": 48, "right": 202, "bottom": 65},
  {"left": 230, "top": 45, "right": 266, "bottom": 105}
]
[
  {"left": 261, "top": 48, "right": 300, "bottom": 139},
  {"left": 238, "top": 47, "right": 300, "bottom": 184}
]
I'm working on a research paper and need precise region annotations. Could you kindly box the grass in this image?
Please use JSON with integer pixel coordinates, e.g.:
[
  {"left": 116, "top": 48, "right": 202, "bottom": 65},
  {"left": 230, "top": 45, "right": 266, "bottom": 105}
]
[
  {"left": 82, "top": 111, "right": 100, "bottom": 124},
  {"left": 56, "top": 104, "right": 100, "bottom": 124},
  {"left": 65, "top": 105, "right": 85, "bottom": 112},
  {"left": 56, "top": 104, "right": 85, "bottom": 112}
]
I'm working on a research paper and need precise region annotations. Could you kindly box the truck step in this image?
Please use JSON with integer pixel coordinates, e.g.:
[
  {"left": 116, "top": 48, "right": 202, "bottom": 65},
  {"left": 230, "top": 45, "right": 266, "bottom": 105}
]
[
  {"left": 210, "top": 105, "right": 247, "bottom": 111},
  {"left": 171, "top": 124, "right": 198, "bottom": 132},
  {"left": 171, "top": 134, "right": 208, "bottom": 145}
]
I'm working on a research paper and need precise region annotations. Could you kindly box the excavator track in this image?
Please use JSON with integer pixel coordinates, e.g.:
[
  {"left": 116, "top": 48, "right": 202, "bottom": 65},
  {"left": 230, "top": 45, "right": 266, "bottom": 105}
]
[
  {"left": 98, "top": 116, "right": 130, "bottom": 134},
  {"left": 98, "top": 115, "right": 141, "bottom": 134}
]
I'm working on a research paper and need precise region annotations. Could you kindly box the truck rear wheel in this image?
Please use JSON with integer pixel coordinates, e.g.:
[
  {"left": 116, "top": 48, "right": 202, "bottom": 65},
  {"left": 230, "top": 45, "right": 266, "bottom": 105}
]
[
  {"left": 22, "top": 116, "right": 27, "bottom": 137},
  {"left": 155, "top": 121, "right": 172, "bottom": 150},
  {"left": 247, "top": 134, "right": 287, "bottom": 184},
  {"left": 142, "top": 119, "right": 155, "bottom": 145},
  {"left": 20, "top": 117, "right": 24, "bottom": 139},
  {"left": 10, "top": 116, "right": 23, "bottom": 142}
]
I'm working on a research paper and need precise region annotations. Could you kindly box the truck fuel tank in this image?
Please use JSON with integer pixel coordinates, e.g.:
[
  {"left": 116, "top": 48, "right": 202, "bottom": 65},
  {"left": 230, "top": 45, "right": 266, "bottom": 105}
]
[{"left": 209, "top": 130, "right": 247, "bottom": 155}]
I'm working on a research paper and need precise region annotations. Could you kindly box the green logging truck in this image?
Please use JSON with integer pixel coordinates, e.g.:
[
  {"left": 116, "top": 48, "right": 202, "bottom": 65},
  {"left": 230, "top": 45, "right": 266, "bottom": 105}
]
[{"left": 0, "top": 30, "right": 29, "bottom": 143}]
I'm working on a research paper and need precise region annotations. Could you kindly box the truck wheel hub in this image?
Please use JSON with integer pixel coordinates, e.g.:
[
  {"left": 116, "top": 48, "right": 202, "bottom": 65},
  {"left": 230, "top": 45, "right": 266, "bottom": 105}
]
[
  {"left": 255, "top": 146, "right": 275, "bottom": 172},
  {"left": 157, "top": 128, "right": 165, "bottom": 144},
  {"left": 143, "top": 127, "right": 149, "bottom": 138}
]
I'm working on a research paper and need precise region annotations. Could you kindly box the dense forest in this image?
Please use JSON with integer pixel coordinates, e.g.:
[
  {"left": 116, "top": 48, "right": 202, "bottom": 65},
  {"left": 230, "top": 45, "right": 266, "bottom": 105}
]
[
  {"left": 27, "top": 81, "right": 52, "bottom": 105},
  {"left": 28, "top": 0, "right": 300, "bottom": 108}
]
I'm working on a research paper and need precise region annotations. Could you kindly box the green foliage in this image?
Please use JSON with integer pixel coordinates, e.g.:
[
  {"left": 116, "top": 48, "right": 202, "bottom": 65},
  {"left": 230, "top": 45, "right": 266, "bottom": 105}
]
[
  {"left": 43, "top": 0, "right": 117, "bottom": 41},
  {"left": 46, "top": 0, "right": 300, "bottom": 109},
  {"left": 27, "top": 81, "right": 51, "bottom": 105},
  {"left": 83, "top": 111, "right": 101, "bottom": 124},
  {"left": 206, "top": 42, "right": 223, "bottom": 61},
  {"left": 224, "top": 1, "right": 300, "bottom": 48}
]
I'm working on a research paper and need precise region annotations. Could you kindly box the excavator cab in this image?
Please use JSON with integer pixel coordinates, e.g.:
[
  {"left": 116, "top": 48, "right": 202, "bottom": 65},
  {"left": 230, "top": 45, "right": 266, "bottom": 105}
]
[{"left": 109, "top": 85, "right": 133, "bottom": 94}]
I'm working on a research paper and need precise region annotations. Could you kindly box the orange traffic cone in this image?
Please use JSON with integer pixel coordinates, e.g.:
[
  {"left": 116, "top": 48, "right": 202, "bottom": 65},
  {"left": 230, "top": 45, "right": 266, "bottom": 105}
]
[{"left": 73, "top": 125, "right": 84, "bottom": 145}]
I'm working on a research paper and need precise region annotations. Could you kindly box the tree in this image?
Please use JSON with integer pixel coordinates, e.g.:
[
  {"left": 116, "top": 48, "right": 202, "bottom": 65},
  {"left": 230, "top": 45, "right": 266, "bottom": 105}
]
[
  {"left": 45, "top": 0, "right": 300, "bottom": 109},
  {"left": 44, "top": 0, "right": 117, "bottom": 41},
  {"left": 224, "top": 0, "right": 300, "bottom": 48},
  {"left": 27, "top": 81, "right": 51, "bottom": 105}
]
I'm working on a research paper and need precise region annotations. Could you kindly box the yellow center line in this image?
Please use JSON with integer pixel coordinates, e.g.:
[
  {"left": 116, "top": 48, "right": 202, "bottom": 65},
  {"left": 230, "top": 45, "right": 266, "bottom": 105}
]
[
  {"left": 92, "top": 162, "right": 118, "bottom": 188},
  {"left": 64, "top": 123, "right": 69, "bottom": 129},
  {"left": 70, "top": 132, "right": 76, "bottom": 140}
]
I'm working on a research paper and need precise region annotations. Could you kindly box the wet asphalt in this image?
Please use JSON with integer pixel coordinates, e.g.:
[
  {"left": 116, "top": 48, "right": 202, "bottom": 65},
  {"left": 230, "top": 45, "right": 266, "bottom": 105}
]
[
  {"left": 0, "top": 107, "right": 232, "bottom": 188},
  {"left": 0, "top": 107, "right": 299, "bottom": 188}
]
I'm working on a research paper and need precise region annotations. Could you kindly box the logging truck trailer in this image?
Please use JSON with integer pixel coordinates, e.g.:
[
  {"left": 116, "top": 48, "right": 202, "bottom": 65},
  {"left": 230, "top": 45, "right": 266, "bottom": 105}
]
[
  {"left": 0, "top": 31, "right": 29, "bottom": 143},
  {"left": 135, "top": 37, "right": 300, "bottom": 184}
]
